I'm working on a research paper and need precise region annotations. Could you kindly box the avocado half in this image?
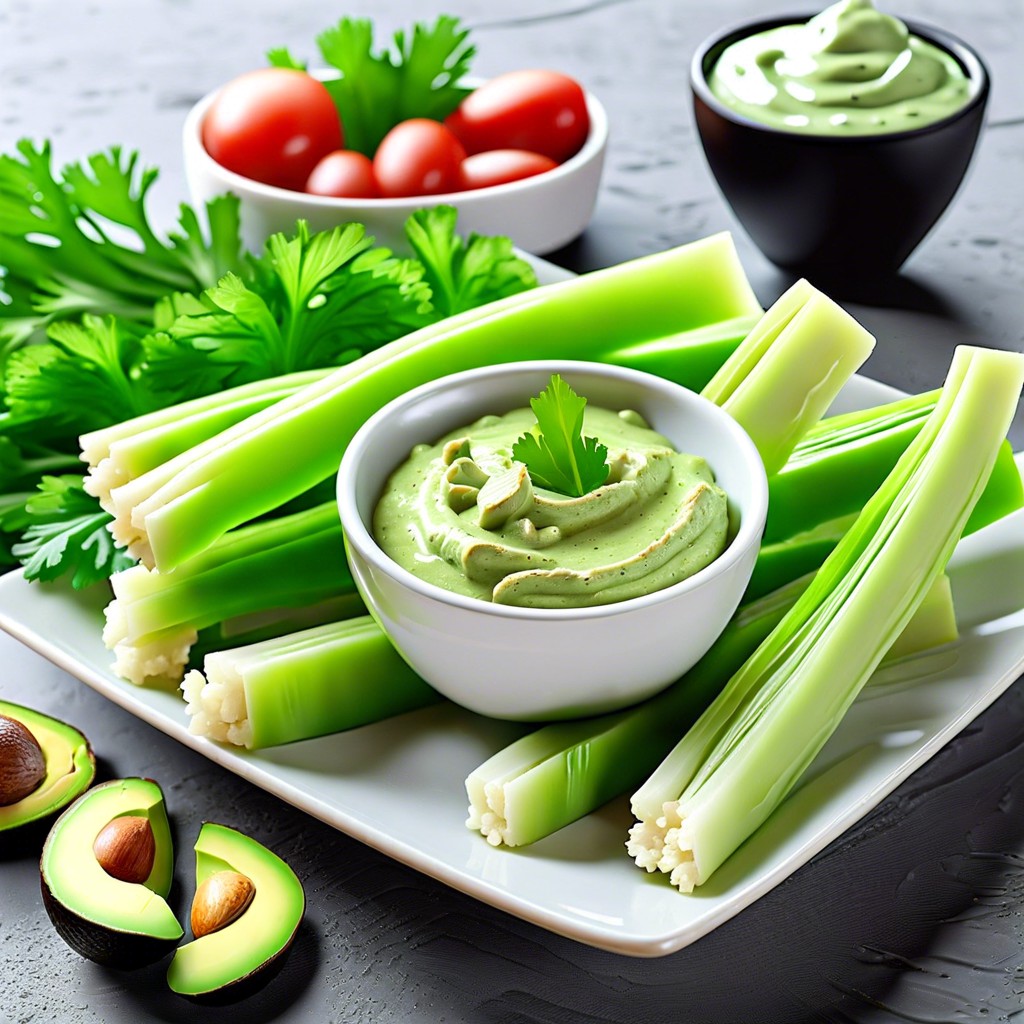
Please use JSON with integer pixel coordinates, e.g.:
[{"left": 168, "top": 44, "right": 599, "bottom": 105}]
[
  {"left": 167, "top": 822, "right": 304, "bottom": 1000},
  {"left": 40, "top": 777, "right": 183, "bottom": 967},
  {"left": 0, "top": 700, "right": 95, "bottom": 833}
]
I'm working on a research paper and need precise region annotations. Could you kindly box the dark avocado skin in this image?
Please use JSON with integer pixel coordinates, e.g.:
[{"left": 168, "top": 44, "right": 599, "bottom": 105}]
[
  {"left": 39, "top": 881, "right": 179, "bottom": 969},
  {"left": 168, "top": 821, "right": 305, "bottom": 1000},
  {"left": 38, "top": 778, "right": 181, "bottom": 969}
]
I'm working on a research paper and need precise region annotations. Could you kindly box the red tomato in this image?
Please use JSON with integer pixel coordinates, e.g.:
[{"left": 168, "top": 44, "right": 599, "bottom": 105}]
[
  {"left": 445, "top": 71, "right": 590, "bottom": 164},
  {"left": 372, "top": 119, "right": 466, "bottom": 198},
  {"left": 305, "top": 150, "right": 379, "bottom": 198},
  {"left": 459, "top": 149, "right": 558, "bottom": 190},
  {"left": 202, "top": 68, "right": 343, "bottom": 192}
]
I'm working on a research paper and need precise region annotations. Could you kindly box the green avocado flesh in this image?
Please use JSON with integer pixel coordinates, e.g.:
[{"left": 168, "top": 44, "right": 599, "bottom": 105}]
[
  {"left": 0, "top": 700, "right": 95, "bottom": 832},
  {"left": 41, "top": 778, "right": 182, "bottom": 947},
  {"left": 167, "top": 822, "right": 304, "bottom": 996}
]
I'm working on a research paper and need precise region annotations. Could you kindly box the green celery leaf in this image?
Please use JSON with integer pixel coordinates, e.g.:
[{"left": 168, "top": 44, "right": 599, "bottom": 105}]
[
  {"left": 12, "top": 475, "right": 133, "bottom": 589},
  {"left": 0, "top": 437, "right": 80, "bottom": 487},
  {"left": 403, "top": 207, "right": 538, "bottom": 319},
  {"left": 144, "top": 221, "right": 432, "bottom": 390},
  {"left": 261, "top": 220, "right": 376, "bottom": 313},
  {"left": 2, "top": 314, "right": 173, "bottom": 443},
  {"left": 266, "top": 47, "right": 306, "bottom": 70},
  {"left": 512, "top": 374, "right": 609, "bottom": 497},
  {"left": 142, "top": 274, "right": 285, "bottom": 393},
  {"left": 0, "top": 438, "right": 82, "bottom": 565},
  {"left": 152, "top": 290, "right": 208, "bottom": 331},
  {"left": 165, "top": 196, "right": 244, "bottom": 292},
  {"left": 315, "top": 15, "right": 474, "bottom": 155},
  {"left": 0, "top": 140, "right": 244, "bottom": 350}
]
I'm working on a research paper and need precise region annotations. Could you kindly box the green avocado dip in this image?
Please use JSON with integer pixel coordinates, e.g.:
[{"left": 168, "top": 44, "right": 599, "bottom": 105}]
[
  {"left": 708, "top": 0, "right": 975, "bottom": 136},
  {"left": 372, "top": 405, "right": 730, "bottom": 610}
]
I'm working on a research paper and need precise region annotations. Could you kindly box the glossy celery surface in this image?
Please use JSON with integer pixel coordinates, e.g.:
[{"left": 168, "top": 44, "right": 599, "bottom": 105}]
[
  {"left": 81, "top": 369, "right": 331, "bottom": 492},
  {"left": 746, "top": 514, "right": 856, "bottom": 602},
  {"left": 627, "top": 346, "right": 1024, "bottom": 892},
  {"left": 192, "top": 593, "right": 366, "bottom": 662},
  {"left": 765, "top": 391, "right": 1023, "bottom": 544},
  {"left": 750, "top": 439, "right": 1021, "bottom": 602},
  {"left": 701, "top": 279, "right": 875, "bottom": 476},
  {"left": 465, "top": 568, "right": 957, "bottom": 849},
  {"left": 109, "top": 502, "right": 352, "bottom": 643},
  {"left": 108, "top": 233, "right": 763, "bottom": 571},
  {"left": 190, "top": 617, "right": 439, "bottom": 749}
]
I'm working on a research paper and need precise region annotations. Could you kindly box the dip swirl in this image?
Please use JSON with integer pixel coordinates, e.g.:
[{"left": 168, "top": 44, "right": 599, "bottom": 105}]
[
  {"left": 708, "top": 0, "right": 975, "bottom": 135},
  {"left": 373, "top": 405, "right": 730, "bottom": 609}
]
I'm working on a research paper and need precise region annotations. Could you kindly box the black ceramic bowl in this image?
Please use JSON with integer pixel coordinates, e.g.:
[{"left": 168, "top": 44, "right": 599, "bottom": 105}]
[{"left": 691, "top": 15, "right": 990, "bottom": 289}]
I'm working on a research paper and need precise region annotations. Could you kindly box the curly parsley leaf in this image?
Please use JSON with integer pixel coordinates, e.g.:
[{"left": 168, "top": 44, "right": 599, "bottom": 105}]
[
  {"left": 512, "top": 375, "right": 610, "bottom": 497},
  {"left": 313, "top": 15, "right": 474, "bottom": 156},
  {"left": 403, "top": 207, "right": 538, "bottom": 319},
  {"left": 12, "top": 475, "right": 132, "bottom": 589}
]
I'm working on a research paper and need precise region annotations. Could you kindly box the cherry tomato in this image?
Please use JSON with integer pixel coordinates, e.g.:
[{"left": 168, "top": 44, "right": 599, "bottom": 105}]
[
  {"left": 459, "top": 149, "right": 558, "bottom": 190},
  {"left": 202, "top": 68, "right": 343, "bottom": 192},
  {"left": 445, "top": 70, "right": 590, "bottom": 164},
  {"left": 305, "top": 150, "right": 379, "bottom": 198},
  {"left": 372, "top": 119, "right": 466, "bottom": 198}
]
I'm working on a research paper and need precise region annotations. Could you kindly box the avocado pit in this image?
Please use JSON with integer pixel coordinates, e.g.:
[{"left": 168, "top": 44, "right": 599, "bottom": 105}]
[
  {"left": 93, "top": 815, "right": 157, "bottom": 884},
  {"left": 191, "top": 869, "right": 256, "bottom": 937},
  {"left": 0, "top": 700, "right": 95, "bottom": 835},
  {"left": 40, "top": 777, "right": 182, "bottom": 968},
  {"left": 168, "top": 822, "right": 304, "bottom": 1000},
  {"left": 0, "top": 713, "right": 47, "bottom": 805}
]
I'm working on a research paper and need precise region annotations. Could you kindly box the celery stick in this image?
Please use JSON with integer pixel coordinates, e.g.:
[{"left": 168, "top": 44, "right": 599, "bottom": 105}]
[
  {"left": 466, "top": 576, "right": 808, "bottom": 848},
  {"left": 104, "top": 234, "right": 762, "bottom": 571},
  {"left": 181, "top": 617, "right": 439, "bottom": 749},
  {"left": 81, "top": 369, "right": 331, "bottom": 503},
  {"left": 754, "top": 440, "right": 1023, "bottom": 598},
  {"left": 466, "top": 571, "right": 956, "bottom": 848},
  {"left": 884, "top": 572, "right": 957, "bottom": 661},
  {"left": 627, "top": 346, "right": 1024, "bottom": 892},
  {"left": 764, "top": 391, "right": 939, "bottom": 543},
  {"left": 104, "top": 502, "right": 355, "bottom": 685},
  {"left": 765, "top": 390, "right": 1023, "bottom": 544},
  {"left": 701, "top": 279, "right": 876, "bottom": 476},
  {"left": 192, "top": 593, "right": 366, "bottom": 661},
  {"left": 606, "top": 315, "right": 759, "bottom": 392},
  {"left": 745, "top": 513, "right": 856, "bottom": 601},
  {"left": 754, "top": 395, "right": 1022, "bottom": 602}
]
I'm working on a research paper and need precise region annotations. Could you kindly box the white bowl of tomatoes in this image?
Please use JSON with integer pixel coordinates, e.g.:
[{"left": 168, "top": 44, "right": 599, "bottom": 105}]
[{"left": 183, "top": 67, "right": 608, "bottom": 256}]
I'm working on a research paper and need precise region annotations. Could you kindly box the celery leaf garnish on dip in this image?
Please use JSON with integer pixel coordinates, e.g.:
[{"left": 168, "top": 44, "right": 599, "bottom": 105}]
[
  {"left": 512, "top": 374, "right": 610, "bottom": 497},
  {"left": 373, "top": 375, "right": 730, "bottom": 609}
]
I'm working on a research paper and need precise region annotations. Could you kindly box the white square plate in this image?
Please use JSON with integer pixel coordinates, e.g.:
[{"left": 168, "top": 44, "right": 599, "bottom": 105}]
[{"left": 1, "top": 253, "right": 1022, "bottom": 955}]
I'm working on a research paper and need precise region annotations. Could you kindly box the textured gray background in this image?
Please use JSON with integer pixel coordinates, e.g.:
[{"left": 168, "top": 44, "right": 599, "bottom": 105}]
[{"left": 1, "top": 1, "right": 1023, "bottom": 1021}]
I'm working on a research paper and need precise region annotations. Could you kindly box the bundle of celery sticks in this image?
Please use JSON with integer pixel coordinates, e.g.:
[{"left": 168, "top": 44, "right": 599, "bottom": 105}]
[{"left": 66, "top": 225, "right": 1024, "bottom": 894}]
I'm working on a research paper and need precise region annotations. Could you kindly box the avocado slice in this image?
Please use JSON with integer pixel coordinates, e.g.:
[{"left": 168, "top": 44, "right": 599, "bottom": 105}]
[
  {"left": 40, "top": 777, "right": 183, "bottom": 967},
  {"left": 0, "top": 700, "right": 95, "bottom": 833},
  {"left": 167, "top": 822, "right": 304, "bottom": 999}
]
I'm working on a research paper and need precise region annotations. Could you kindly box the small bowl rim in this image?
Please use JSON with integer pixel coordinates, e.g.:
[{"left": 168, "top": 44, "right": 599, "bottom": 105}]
[
  {"left": 690, "top": 13, "right": 990, "bottom": 143},
  {"left": 337, "top": 359, "right": 769, "bottom": 623},
  {"left": 183, "top": 71, "right": 609, "bottom": 208}
]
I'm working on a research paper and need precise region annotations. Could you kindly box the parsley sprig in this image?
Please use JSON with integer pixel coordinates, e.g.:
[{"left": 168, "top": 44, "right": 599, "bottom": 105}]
[
  {"left": 512, "top": 375, "right": 610, "bottom": 498},
  {"left": 0, "top": 137, "right": 536, "bottom": 587},
  {"left": 271, "top": 15, "right": 475, "bottom": 157}
]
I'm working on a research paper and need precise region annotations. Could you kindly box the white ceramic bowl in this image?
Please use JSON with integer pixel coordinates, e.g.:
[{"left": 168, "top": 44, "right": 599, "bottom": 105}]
[
  {"left": 337, "top": 361, "right": 768, "bottom": 721},
  {"left": 182, "top": 74, "right": 608, "bottom": 256}
]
